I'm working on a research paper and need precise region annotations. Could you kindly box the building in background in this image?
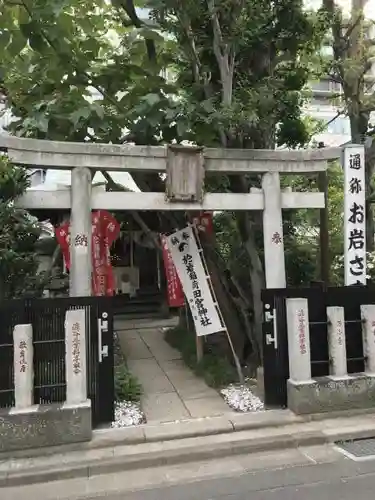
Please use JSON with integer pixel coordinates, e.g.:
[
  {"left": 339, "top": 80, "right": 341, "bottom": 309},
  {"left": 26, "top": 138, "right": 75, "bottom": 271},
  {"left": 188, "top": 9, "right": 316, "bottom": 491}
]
[{"left": 303, "top": 0, "right": 375, "bottom": 146}]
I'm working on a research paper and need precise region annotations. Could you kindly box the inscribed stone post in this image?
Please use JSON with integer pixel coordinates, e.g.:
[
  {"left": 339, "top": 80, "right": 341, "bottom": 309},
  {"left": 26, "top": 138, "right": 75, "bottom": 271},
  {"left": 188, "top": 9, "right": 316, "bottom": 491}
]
[
  {"left": 70, "top": 167, "right": 92, "bottom": 296},
  {"left": 361, "top": 305, "right": 375, "bottom": 374},
  {"left": 13, "top": 324, "right": 33, "bottom": 409},
  {"left": 327, "top": 306, "right": 347, "bottom": 377},
  {"left": 286, "top": 298, "right": 312, "bottom": 382},
  {"left": 65, "top": 309, "right": 87, "bottom": 404},
  {"left": 262, "top": 172, "right": 286, "bottom": 288}
]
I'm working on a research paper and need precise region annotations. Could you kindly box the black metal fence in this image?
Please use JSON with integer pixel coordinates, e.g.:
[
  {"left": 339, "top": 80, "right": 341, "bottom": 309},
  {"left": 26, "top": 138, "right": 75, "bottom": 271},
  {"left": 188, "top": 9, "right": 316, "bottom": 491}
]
[
  {"left": 261, "top": 285, "right": 375, "bottom": 408},
  {"left": 0, "top": 296, "right": 114, "bottom": 428}
]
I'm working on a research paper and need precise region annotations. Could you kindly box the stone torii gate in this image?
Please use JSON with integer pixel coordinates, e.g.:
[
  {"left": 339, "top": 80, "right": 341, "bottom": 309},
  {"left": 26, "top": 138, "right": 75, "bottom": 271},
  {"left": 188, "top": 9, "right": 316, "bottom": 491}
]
[{"left": 0, "top": 136, "right": 345, "bottom": 295}]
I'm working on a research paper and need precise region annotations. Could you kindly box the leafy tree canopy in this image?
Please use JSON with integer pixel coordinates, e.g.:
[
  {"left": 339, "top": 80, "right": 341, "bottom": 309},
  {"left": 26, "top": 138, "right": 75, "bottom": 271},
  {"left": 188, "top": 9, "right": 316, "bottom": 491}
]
[{"left": 0, "top": 156, "right": 43, "bottom": 298}]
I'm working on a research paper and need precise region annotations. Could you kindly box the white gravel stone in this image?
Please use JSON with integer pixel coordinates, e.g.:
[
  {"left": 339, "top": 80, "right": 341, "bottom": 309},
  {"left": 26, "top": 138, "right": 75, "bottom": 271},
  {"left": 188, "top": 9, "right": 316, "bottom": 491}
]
[
  {"left": 111, "top": 401, "right": 146, "bottom": 428},
  {"left": 221, "top": 383, "right": 264, "bottom": 412}
]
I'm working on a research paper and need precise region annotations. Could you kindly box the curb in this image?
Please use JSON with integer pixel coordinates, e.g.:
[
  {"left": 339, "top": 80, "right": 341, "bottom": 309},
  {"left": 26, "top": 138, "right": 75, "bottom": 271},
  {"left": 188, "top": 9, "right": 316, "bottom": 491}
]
[
  {"left": 1, "top": 407, "right": 375, "bottom": 461},
  {"left": 2, "top": 415, "right": 375, "bottom": 488}
]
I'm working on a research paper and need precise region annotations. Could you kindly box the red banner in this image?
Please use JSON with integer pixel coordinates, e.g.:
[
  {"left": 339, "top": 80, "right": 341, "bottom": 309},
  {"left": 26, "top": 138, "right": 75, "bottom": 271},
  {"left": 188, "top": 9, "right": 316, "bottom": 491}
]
[
  {"left": 55, "top": 211, "right": 120, "bottom": 296},
  {"left": 55, "top": 222, "right": 71, "bottom": 269},
  {"left": 191, "top": 211, "right": 213, "bottom": 234},
  {"left": 161, "top": 234, "right": 184, "bottom": 308},
  {"left": 92, "top": 211, "right": 120, "bottom": 296}
]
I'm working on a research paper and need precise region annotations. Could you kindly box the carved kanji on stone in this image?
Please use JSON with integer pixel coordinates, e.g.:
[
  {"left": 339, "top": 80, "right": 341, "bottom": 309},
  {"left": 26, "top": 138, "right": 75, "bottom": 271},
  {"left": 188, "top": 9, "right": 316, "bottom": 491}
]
[{"left": 272, "top": 232, "right": 282, "bottom": 244}]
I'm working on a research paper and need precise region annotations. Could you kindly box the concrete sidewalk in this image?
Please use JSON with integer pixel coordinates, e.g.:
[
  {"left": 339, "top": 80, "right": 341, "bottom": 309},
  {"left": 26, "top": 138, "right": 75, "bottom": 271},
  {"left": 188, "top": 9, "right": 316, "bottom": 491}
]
[
  {"left": 115, "top": 318, "right": 229, "bottom": 422},
  {"left": 2, "top": 409, "right": 375, "bottom": 488}
]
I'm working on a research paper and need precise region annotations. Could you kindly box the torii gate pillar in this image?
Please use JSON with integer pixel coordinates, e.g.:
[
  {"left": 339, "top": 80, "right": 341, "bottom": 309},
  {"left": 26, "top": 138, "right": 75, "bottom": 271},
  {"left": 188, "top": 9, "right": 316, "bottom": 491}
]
[
  {"left": 262, "top": 172, "right": 286, "bottom": 288},
  {"left": 70, "top": 167, "right": 92, "bottom": 297}
]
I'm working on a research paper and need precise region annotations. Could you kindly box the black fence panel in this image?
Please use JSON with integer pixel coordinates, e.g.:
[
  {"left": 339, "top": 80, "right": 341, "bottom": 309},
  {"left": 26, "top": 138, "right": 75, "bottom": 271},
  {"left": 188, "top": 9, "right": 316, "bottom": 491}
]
[
  {"left": 29, "top": 299, "right": 67, "bottom": 405},
  {"left": 324, "top": 287, "right": 375, "bottom": 373},
  {"left": 0, "top": 296, "right": 115, "bottom": 428},
  {"left": 261, "top": 285, "right": 375, "bottom": 408},
  {"left": 261, "top": 290, "right": 289, "bottom": 408}
]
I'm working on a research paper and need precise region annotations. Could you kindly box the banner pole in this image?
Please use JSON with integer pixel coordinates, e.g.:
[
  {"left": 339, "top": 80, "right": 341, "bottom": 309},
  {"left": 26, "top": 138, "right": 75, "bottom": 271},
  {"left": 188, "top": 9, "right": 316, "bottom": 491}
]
[
  {"left": 191, "top": 224, "right": 244, "bottom": 384},
  {"left": 192, "top": 225, "right": 245, "bottom": 385}
]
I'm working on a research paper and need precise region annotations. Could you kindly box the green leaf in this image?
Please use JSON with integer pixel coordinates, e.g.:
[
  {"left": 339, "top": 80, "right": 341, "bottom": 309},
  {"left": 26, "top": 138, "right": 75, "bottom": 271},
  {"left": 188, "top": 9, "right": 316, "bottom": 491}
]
[
  {"left": 0, "top": 31, "right": 11, "bottom": 48},
  {"left": 201, "top": 99, "right": 215, "bottom": 113},
  {"left": 141, "top": 93, "right": 161, "bottom": 106},
  {"left": 29, "top": 33, "right": 49, "bottom": 52},
  {"left": 70, "top": 107, "right": 92, "bottom": 127},
  {"left": 176, "top": 120, "right": 188, "bottom": 138},
  {"left": 19, "top": 22, "right": 35, "bottom": 39},
  {"left": 6, "top": 32, "right": 27, "bottom": 56},
  {"left": 35, "top": 115, "right": 49, "bottom": 133}
]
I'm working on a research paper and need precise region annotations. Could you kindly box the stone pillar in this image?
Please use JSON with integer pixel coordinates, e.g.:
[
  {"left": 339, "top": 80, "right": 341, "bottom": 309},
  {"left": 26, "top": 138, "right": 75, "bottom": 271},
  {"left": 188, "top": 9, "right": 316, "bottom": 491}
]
[
  {"left": 65, "top": 309, "right": 87, "bottom": 404},
  {"left": 361, "top": 305, "right": 375, "bottom": 375},
  {"left": 13, "top": 324, "right": 33, "bottom": 409},
  {"left": 327, "top": 306, "right": 347, "bottom": 377},
  {"left": 69, "top": 167, "right": 92, "bottom": 297},
  {"left": 262, "top": 172, "right": 286, "bottom": 288},
  {"left": 286, "top": 298, "right": 311, "bottom": 382}
]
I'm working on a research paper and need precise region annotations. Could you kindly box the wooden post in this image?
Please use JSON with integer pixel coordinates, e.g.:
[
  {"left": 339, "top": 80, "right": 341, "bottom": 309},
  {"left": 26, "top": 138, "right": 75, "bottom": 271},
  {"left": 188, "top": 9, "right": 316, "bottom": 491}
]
[
  {"left": 196, "top": 336, "right": 204, "bottom": 363},
  {"left": 318, "top": 171, "right": 330, "bottom": 286}
]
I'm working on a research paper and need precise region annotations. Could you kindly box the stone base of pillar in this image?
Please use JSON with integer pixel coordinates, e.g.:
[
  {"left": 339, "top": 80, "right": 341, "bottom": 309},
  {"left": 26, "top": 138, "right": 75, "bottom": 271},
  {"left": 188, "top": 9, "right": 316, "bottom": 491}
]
[
  {"left": 0, "top": 400, "right": 92, "bottom": 453},
  {"left": 287, "top": 375, "right": 375, "bottom": 415}
]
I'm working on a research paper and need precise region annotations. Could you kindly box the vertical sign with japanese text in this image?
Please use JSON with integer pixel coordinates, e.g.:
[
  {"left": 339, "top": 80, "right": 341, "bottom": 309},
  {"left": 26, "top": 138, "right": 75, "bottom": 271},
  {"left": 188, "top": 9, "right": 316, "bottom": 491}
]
[
  {"left": 160, "top": 234, "right": 185, "bottom": 308},
  {"left": 92, "top": 210, "right": 120, "bottom": 296},
  {"left": 166, "top": 226, "right": 223, "bottom": 336},
  {"left": 344, "top": 145, "right": 366, "bottom": 286}
]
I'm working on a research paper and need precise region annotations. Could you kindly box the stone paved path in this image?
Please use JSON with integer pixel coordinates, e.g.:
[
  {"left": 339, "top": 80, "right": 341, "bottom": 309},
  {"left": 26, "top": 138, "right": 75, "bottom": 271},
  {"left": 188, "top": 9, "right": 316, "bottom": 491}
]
[{"left": 115, "top": 318, "right": 230, "bottom": 423}]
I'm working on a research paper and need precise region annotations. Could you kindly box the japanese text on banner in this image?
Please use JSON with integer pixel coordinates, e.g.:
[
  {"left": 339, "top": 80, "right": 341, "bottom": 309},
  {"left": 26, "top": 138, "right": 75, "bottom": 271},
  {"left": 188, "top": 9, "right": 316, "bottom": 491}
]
[
  {"left": 160, "top": 235, "right": 184, "bottom": 308},
  {"left": 344, "top": 146, "right": 366, "bottom": 286},
  {"left": 166, "top": 226, "right": 223, "bottom": 337}
]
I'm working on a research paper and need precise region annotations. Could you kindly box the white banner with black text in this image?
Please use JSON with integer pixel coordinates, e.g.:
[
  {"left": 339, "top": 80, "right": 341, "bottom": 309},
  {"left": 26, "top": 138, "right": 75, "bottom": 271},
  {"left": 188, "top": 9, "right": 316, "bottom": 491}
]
[
  {"left": 166, "top": 226, "right": 223, "bottom": 336},
  {"left": 344, "top": 144, "right": 366, "bottom": 285}
]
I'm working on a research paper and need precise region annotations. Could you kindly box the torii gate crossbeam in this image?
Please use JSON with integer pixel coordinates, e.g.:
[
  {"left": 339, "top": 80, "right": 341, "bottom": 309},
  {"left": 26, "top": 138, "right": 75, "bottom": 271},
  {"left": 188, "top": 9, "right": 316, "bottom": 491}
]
[{"left": 0, "top": 136, "right": 346, "bottom": 296}]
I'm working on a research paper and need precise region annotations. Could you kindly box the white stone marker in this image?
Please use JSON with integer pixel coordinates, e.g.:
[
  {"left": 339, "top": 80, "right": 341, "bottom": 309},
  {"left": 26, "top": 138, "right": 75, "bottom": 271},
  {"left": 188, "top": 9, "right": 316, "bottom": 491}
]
[
  {"left": 286, "top": 298, "right": 312, "bottom": 382},
  {"left": 70, "top": 166, "right": 92, "bottom": 297},
  {"left": 65, "top": 309, "right": 87, "bottom": 404},
  {"left": 327, "top": 306, "right": 347, "bottom": 377},
  {"left": 262, "top": 172, "right": 286, "bottom": 288},
  {"left": 361, "top": 304, "right": 375, "bottom": 375},
  {"left": 13, "top": 324, "right": 33, "bottom": 409}
]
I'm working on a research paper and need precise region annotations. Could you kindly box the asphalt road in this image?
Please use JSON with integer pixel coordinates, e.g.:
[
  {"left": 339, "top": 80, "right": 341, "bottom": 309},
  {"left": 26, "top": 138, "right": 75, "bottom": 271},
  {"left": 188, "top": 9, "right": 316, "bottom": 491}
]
[
  {"left": 91, "top": 452, "right": 375, "bottom": 500},
  {"left": 4, "top": 444, "right": 375, "bottom": 500}
]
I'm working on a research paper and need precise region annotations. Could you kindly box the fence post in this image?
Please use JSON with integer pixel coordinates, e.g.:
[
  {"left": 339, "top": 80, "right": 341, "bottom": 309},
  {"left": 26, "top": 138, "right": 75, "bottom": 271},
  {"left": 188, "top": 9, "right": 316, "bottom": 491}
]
[
  {"left": 65, "top": 309, "right": 87, "bottom": 404},
  {"left": 327, "top": 306, "right": 347, "bottom": 377},
  {"left": 361, "top": 305, "right": 375, "bottom": 374},
  {"left": 13, "top": 324, "right": 33, "bottom": 409},
  {"left": 286, "top": 298, "right": 312, "bottom": 382}
]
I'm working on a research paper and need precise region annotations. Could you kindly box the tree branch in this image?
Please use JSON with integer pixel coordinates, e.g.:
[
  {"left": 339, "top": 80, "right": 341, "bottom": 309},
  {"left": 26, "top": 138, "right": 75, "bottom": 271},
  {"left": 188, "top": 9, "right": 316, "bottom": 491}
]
[
  {"left": 116, "top": 0, "right": 157, "bottom": 63},
  {"left": 101, "top": 170, "right": 161, "bottom": 251}
]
